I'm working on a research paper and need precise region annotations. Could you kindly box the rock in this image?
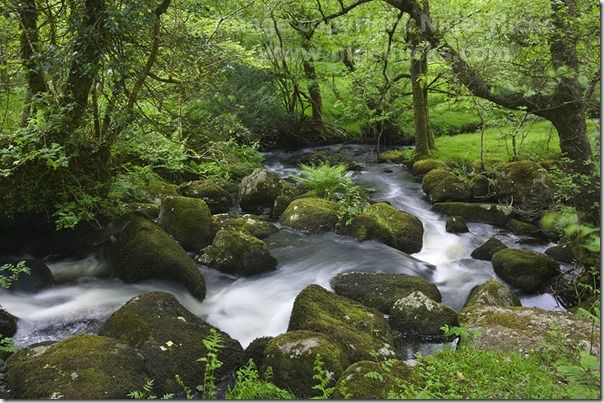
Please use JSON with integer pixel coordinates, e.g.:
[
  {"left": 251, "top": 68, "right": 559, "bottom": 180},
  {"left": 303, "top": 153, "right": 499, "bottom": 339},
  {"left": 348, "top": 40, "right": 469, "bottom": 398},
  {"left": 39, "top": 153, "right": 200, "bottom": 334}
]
[
  {"left": 262, "top": 330, "right": 348, "bottom": 398},
  {"left": 491, "top": 249, "right": 559, "bottom": 293},
  {"left": 445, "top": 216, "right": 469, "bottom": 233},
  {"left": 212, "top": 214, "right": 278, "bottom": 239},
  {"left": 280, "top": 198, "right": 339, "bottom": 233},
  {"left": 238, "top": 169, "right": 283, "bottom": 215},
  {"left": 198, "top": 230, "right": 277, "bottom": 276},
  {"left": 0, "top": 258, "right": 54, "bottom": 293},
  {"left": 421, "top": 169, "right": 454, "bottom": 194},
  {"left": 507, "top": 219, "right": 540, "bottom": 236},
  {"left": 124, "top": 203, "right": 160, "bottom": 219},
  {"left": 110, "top": 216, "right": 206, "bottom": 300},
  {"left": 412, "top": 159, "right": 447, "bottom": 177},
  {"left": 0, "top": 308, "right": 16, "bottom": 338},
  {"left": 337, "top": 202, "right": 424, "bottom": 254},
  {"left": 470, "top": 174, "right": 492, "bottom": 200},
  {"left": 100, "top": 292, "right": 243, "bottom": 394},
  {"left": 432, "top": 202, "right": 513, "bottom": 226},
  {"left": 243, "top": 337, "right": 273, "bottom": 369},
  {"left": 461, "top": 280, "right": 521, "bottom": 311},
  {"left": 545, "top": 243, "right": 575, "bottom": 263},
  {"left": 471, "top": 237, "right": 508, "bottom": 261},
  {"left": 159, "top": 196, "right": 213, "bottom": 251},
  {"left": 288, "top": 285, "right": 396, "bottom": 362},
  {"left": 330, "top": 272, "right": 441, "bottom": 314},
  {"left": 459, "top": 305, "right": 600, "bottom": 355},
  {"left": 377, "top": 150, "right": 404, "bottom": 163},
  {"left": 421, "top": 170, "right": 471, "bottom": 203},
  {"left": 494, "top": 160, "right": 554, "bottom": 213},
  {"left": 6, "top": 334, "right": 147, "bottom": 399},
  {"left": 389, "top": 291, "right": 459, "bottom": 341},
  {"left": 333, "top": 360, "right": 412, "bottom": 399},
  {"left": 145, "top": 181, "right": 179, "bottom": 201},
  {"left": 178, "top": 180, "right": 232, "bottom": 214}
]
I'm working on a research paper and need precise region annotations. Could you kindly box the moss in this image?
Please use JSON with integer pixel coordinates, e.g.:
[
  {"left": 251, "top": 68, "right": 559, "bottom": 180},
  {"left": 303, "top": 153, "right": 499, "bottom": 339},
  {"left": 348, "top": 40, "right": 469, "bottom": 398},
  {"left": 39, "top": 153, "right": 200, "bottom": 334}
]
[
  {"left": 461, "top": 280, "right": 521, "bottom": 313},
  {"left": 491, "top": 248, "right": 559, "bottom": 293},
  {"left": 110, "top": 216, "right": 206, "bottom": 300},
  {"left": 198, "top": 229, "right": 277, "bottom": 276},
  {"left": 423, "top": 170, "right": 472, "bottom": 203},
  {"left": 178, "top": 180, "right": 232, "bottom": 214},
  {"left": 432, "top": 202, "right": 513, "bottom": 226},
  {"left": 544, "top": 243, "right": 575, "bottom": 263},
  {"left": 288, "top": 285, "right": 396, "bottom": 363},
  {"left": 494, "top": 160, "right": 554, "bottom": 213},
  {"left": 124, "top": 203, "right": 160, "bottom": 219},
  {"left": 145, "top": 181, "right": 179, "bottom": 200},
  {"left": 100, "top": 292, "right": 244, "bottom": 395},
  {"left": 507, "top": 219, "right": 540, "bottom": 236},
  {"left": 6, "top": 335, "right": 147, "bottom": 399},
  {"left": 470, "top": 174, "right": 493, "bottom": 200},
  {"left": 445, "top": 216, "right": 469, "bottom": 233},
  {"left": 212, "top": 213, "right": 278, "bottom": 239},
  {"left": 238, "top": 169, "right": 283, "bottom": 214},
  {"left": 330, "top": 272, "right": 441, "bottom": 314},
  {"left": 421, "top": 169, "right": 456, "bottom": 194},
  {"left": 243, "top": 336, "right": 273, "bottom": 369},
  {"left": 338, "top": 202, "right": 424, "bottom": 253},
  {"left": 470, "top": 158, "right": 504, "bottom": 172},
  {"left": 333, "top": 360, "right": 412, "bottom": 399},
  {"left": 378, "top": 150, "right": 405, "bottom": 163},
  {"left": 159, "top": 196, "right": 213, "bottom": 251},
  {"left": 412, "top": 159, "right": 448, "bottom": 177},
  {"left": 471, "top": 236, "right": 508, "bottom": 261},
  {"left": 280, "top": 197, "right": 339, "bottom": 233},
  {"left": 263, "top": 330, "right": 349, "bottom": 399}
]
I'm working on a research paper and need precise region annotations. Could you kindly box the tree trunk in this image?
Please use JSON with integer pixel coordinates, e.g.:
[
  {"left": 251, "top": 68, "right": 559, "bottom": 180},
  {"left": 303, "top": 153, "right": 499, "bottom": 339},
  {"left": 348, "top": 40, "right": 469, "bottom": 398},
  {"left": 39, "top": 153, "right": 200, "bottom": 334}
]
[{"left": 409, "top": 25, "right": 433, "bottom": 158}]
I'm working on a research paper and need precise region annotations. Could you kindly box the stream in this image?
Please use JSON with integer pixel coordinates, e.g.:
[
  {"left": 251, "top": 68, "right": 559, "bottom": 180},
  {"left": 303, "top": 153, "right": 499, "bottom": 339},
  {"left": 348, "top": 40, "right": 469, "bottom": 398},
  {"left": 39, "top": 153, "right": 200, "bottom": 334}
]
[{"left": 0, "top": 144, "right": 568, "bottom": 356}]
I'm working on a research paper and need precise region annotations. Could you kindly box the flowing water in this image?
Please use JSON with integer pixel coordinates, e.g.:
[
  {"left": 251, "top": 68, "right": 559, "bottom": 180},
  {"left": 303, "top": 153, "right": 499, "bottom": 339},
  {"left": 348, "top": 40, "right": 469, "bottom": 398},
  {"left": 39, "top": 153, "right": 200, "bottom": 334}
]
[{"left": 1, "top": 144, "right": 568, "bottom": 354}]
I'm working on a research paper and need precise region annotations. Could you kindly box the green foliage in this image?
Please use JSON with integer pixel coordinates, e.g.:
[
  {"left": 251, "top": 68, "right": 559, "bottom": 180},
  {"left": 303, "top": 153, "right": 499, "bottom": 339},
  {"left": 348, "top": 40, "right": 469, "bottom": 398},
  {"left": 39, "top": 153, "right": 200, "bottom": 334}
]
[
  {"left": 196, "top": 328, "right": 224, "bottom": 399},
  {"left": 127, "top": 379, "right": 175, "bottom": 400},
  {"left": 311, "top": 354, "right": 335, "bottom": 399},
  {"left": 556, "top": 351, "right": 601, "bottom": 399},
  {"left": 226, "top": 360, "right": 294, "bottom": 400},
  {"left": 294, "top": 162, "right": 351, "bottom": 199},
  {"left": 0, "top": 260, "right": 30, "bottom": 289},
  {"left": 540, "top": 207, "right": 600, "bottom": 254},
  {"left": 188, "top": 140, "right": 263, "bottom": 182}
]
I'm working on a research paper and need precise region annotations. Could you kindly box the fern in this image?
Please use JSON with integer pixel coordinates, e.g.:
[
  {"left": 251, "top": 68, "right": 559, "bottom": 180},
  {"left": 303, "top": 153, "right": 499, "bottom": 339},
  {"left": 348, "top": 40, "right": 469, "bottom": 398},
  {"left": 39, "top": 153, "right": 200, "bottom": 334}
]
[
  {"left": 311, "top": 354, "right": 336, "bottom": 399},
  {"left": 293, "top": 162, "right": 351, "bottom": 198},
  {"left": 196, "top": 329, "right": 224, "bottom": 399},
  {"left": 226, "top": 359, "right": 294, "bottom": 399}
]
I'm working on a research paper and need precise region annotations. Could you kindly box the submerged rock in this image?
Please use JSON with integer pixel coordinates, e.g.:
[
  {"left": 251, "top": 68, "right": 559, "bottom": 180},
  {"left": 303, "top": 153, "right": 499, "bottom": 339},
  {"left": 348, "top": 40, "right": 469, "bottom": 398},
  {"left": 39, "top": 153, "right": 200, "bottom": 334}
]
[
  {"left": 212, "top": 214, "right": 278, "bottom": 239},
  {"left": 333, "top": 360, "right": 412, "bottom": 399},
  {"left": 238, "top": 169, "right": 283, "bottom": 215},
  {"left": 280, "top": 197, "right": 339, "bottom": 233},
  {"left": 445, "top": 216, "right": 469, "bottom": 233},
  {"left": 6, "top": 334, "right": 147, "bottom": 399},
  {"left": 288, "top": 284, "right": 396, "bottom": 362},
  {"left": 432, "top": 202, "right": 513, "bottom": 226},
  {"left": 178, "top": 180, "right": 232, "bottom": 214},
  {"left": 198, "top": 230, "right": 277, "bottom": 276},
  {"left": 491, "top": 248, "right": 559, "bottom": 293},
  {"left": 159, "top": 196, "right": 213, "bottom": 251},
  {"left": 110, "top": 216, "right": 206, "bottom": 300},
  {"left": 100, "top": 292, "right": 243, "bottom": 394},
  {"left": 330, "top": 272, "right": 441, "bottom": 314},
  {"left": 471, "top": 237, "right": 508, "bottom": 261}
]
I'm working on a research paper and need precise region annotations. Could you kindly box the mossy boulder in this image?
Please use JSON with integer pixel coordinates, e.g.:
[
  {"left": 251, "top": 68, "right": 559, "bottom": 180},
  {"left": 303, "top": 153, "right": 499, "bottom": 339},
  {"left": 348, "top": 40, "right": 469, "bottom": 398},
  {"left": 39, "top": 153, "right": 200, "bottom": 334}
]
[
  {"left": 263, "top": 330, "right": 348, "bottom": 398},
  {"left": 145, "top": 181, "right": 179, "bottom": 201},
  {"left": 432, "top": 202, "right": 513, "bottom": 226},
  {"left": 330, "top": 272, "right": 441, "bottom": 314},
  {"left": 243, "top": 336, "right": 273, "bottom": 370},
  {"left": 377, "top": 150, "right": 405, "bottom": 163},
  {"left": 280, "top": 197, "right": 339, "bottom": 233},
  {"left": 333, "top": 360, "right": 412, "bottom": 399},
  {"left": 0, "top": 258, "right": 54, "bottom": 293},
  {"left": 470, "top": 174, "right": 492, "bottom": 200},
  {"left": 238, "top": 169, "right": 283, "bottom": 215},
  {"left": 461, "top": 280, "right": 521, "bottom": 312},
  {"left": 159, "top": 196, "right": 213, "bottom": 251},
  {"left": 471, "top": 237, "right": 508, "bottom": 261},
  {"left": 124, "top": 203, "right": 161, "bottom": 219},
  {"left": 507, "top": 219, "right": 540, "bottom": 236},
  {"left": 100, "top": 292, "right": 244, "bottom": 394},
  {"left": 445, "top": 216, "right": 469, "bottom": 233},
  {"left": 389, "top": 291, "right": 459, "bottom": 341},
  {"left": 110, "top": 216, "right": 206, "bottom": 300},
  {"left": 288, "top": 285, "right": 396, "bottom": 362},
  {"left": 545, "top": 243, "right": 575, "bottom": 263},
  {"left": 0, "top": 307, "right": 17, "bottom": 338},
  {"left": 424, "top": 171, "right": 472, "bottom": 203},
  {"left": 494, "top": 160, "right": 554, "bottom": 213},
  {"left": 6, "top": 334, "right": 147, "bottom": 399},
  {"left": 470, "top": 158, "right": 504, "bottom": 172},
  {"left": 212, "top": 214, "right": 278, "bottom": 239},
  {"left": 491, "top": 249, "right": 559, "bottom": 293},
  {"left": 198, "top": 230, "right": 277, "bottom": 276},
  {"left": 412, "top": 159, "right": 447, "bottom": 177},
  {"left": 178, "top": 180, "right": 232, "bottom": 214},
  {"left": 337, "top": 202, "right": 424, "bottom": 254},
  {"left": 421, "top": 169, "right": 455, "bottom": 194},
  {"left": 459, "top": 305, "right": 600, "bottom": 355}
]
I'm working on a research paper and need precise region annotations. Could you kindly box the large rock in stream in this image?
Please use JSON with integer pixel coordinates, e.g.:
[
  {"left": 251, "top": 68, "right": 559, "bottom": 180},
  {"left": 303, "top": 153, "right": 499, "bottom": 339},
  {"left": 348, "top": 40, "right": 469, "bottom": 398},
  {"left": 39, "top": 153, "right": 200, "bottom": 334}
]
[
  {"left": 178, "top": 180, "right": 232, "bottom": 214},
  {"left": 6, "top": 334, "right": 147, "bottom": 399},
  {"left": 432, "top": 202, "right": 513, "bottom": 226},
  {"left": 238, "top": 169, "right": 283, "bottom": 214},
  {"left": 280, "top": 197, "right": 340, "bottom": 233},
  {"left": 159, "top": 196, "right": 213, "bottom": 251},
  {"left": 212, "top": 213, "right": 278, "bottom": 239},
  {"left": 491, "top": 248, "right": 559, "bottom": 293},
  {"left": 421, "top": 169, "right": 471, "bottom": 203},
  {"left": 100, "top": 292, "right": 244, "bottom": 394},
  {"left": 110, "top": 216, "right": 206, "bottom": 300}
]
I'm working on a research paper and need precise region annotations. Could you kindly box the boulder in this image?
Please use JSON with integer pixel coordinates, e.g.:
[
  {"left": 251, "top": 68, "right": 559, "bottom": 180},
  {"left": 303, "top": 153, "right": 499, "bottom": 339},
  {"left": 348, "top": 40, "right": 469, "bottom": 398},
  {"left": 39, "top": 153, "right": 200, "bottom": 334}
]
[
  {"left": 110, "top": 216, "right": 206, "bottom": 300},
  {"left": 389, "top": 291, "right": 459, "bottom": 341},
  {"left": 491, "top": 249, "right": 559, "bottom": 293},
  {"left": 330, "top": 272, "right": 441, "bottom": 314},
  {"left": 421, "top": 169, "right": 454, "bottom": 194},
  {"left": 198, "top": 230, "right": 277, "bottom": 276},
  {"left": 212, "top": 214, "right": 278, "bottom": 239},
  {"left": 280, "top": 198, "right": 339, "bottom": 233},
  {"left": 6, "top": 334, "right": 147, "bottom": 399},
  {"left": 242, "top": 336, "right": 273, "bottom": 369},
  {"left": 145, "top": 181, "right": 179, "bottom": 201},
  {"left": 545, "top": 243, "right": 575, "bottom": 264},
  {"left": 178, "top": 180, "right": 232, "bottom": 214},
  {"left": 100, "top": 292, "right": 243, "bottom": 394},
  {"left": 271, "top": 180, "right": 302, "bottom": 219},
  {"left": 423, "top": 170, "right": 472, "bottom": 203},
  {"left": 288, "top": 285, "right": 396, "bottom": 362},
  {"left": 263, "top": 330, "right": 348, "bottom": 398},
  {"left": 470, "top": 158, "right": 504, "bottom": 172},
  {"left": 0, "top": 258, "right": 54, "bottom": 293},
  {"left": 432, "top": 202, "right": 513, "bottom": 226},
  {"left": 238, "top": 169, "right": 283, "bottom": 214},
  {"left": 412, "top": 159, "right": 447, "bottom": 177},
  {"left": 445, "top": 216, "right": 469, "bottom": 233},
  {"left": 507, "top": 219, "right": 540, "bottom": 236},
  {"left": 471, "top": 237, "right": 508, "bottom": 261},
  {"left": 333, "top": 360, "right": 412, "bottom": 399},
  {"left": 159, "top": 196, "right": 213, "bottom": 251},
  {"left": 0, "top": 307, "right": 17, "bottom": 338},
  {"left": 124, "top": 203, "right": 160, "bottom": 219},
  {"left": 337, "top": 202, "right": 424, "bottom": 254},
  {"left": 461, "top": 280, "right": 521, "bottom": 312},
  {"left": 377, "top": 150, "right": 405, "bottom": 163},
  {"left": 494, "top": 160, "right": 554, "bottom": 213},
  {"left": 470, "top": 174, "right": 492, "bottom": 200}
]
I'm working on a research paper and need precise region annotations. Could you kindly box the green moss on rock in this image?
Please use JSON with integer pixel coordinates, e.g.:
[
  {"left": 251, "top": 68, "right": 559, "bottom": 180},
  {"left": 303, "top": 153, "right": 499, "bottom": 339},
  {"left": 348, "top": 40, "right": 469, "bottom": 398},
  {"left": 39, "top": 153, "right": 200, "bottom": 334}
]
[
  {"left": 6, "top": 334, "right": 147, "bottom": 399},
  {"left": 110, "top": 216, "right": 206, "bottom": 300},
  {"left": 159, "top": 196, "right": 213, "bottom": 251},
  {"left": 198, "top": 229, "right": 277, "bottom": 276},
  {"left": 238, "top": 169, "right": 283, "bottom": 214},
  {"left": 506, "top": 219, "right": 540, "bottom": 236},
  {"left": 333, "top": 360, "right": 412, "bottom": 399},
  {"left": 422, "top": 169, "right": 455, "bottom": 194},
  {"left": 412, "top": 159, "right": 447, "bottom": 177},
  {"left": 288, "top": 284, "right": 396, "bottom": 362},
  {"left": 212, "top": 214, "right": 278, "bottom": 239},
  {"left": 494, "top": 160, "right": 554, "bottom": 213},
  {"left": 433, "top": 202, "right": 513, "bottom": 226},
  {"left": 145, "top": 181, "right": 179, "bottom": 200},
  {"left": 445, "top": 216, "right": 469, "bottom": 233},
  {"left": 461, "top": 280, "right": 521, "bottom": 313},
  {"left": 330, "top": 272, "right": 441, "bottom": 314},
  {"left": 378, "top": 150, "right": 405, "bottom": 163},
  {"left": 470, "top": 174, "right": 492, "bottom": 200},
  {"left": 178, "top": 180, "right": 232, "bottom": 214},
  {"left": 280, "top": 197, "right": 339, "bottom": 233},
  {"left": 471, "top": 236, "right": 508, "bottom": 261},
  {"left": 491, "top": 248, "right": 559, "bottom": 293},
  {"left": 100, "top": 292, "right": 243, "bottom": 394}
]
